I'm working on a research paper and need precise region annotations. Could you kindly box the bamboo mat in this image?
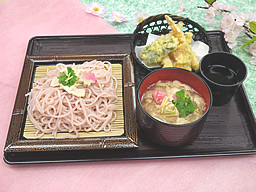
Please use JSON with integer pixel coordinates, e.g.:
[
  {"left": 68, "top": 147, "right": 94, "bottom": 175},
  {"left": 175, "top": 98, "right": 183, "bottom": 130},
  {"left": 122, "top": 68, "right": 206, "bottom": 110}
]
[{"left": 23, "top": 64, "right": 124, "bottom": 139}]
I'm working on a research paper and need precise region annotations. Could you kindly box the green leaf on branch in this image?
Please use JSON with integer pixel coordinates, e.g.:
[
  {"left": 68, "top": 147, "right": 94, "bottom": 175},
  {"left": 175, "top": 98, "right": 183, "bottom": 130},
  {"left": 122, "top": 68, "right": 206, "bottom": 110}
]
[
  {"left": 249, "top": 21, "right": 256, "bottom": 34},
  {"left": 241, "top": 36, "right": 256, "bottom": 49},
  {"left": 205, "top": 0, "right": 216, "bottom": 5}
]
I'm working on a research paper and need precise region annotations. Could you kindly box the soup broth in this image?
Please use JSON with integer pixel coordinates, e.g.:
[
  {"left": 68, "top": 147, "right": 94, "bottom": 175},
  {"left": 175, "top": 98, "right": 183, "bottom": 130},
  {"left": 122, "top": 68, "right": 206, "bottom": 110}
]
[
  {"left": 141, "top": 80, "right": 206, "bottom": 124},
  {"left": 203, "top": 64, "right": 238, "bottom": 85}
]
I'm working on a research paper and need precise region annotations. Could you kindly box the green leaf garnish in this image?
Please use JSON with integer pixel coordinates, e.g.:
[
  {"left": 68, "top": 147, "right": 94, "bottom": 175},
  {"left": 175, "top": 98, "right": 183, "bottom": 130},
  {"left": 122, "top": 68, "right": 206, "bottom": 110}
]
[
  {"left": 172, "top": 89, "right": 197, "bottom": 118},
  {"left": 58, "top": 67, "right": 77, "bottom": 87}
]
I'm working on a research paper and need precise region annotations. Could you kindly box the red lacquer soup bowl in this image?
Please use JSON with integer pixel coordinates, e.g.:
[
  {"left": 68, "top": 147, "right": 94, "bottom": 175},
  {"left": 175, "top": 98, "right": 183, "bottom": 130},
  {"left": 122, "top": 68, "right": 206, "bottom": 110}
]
[{"left": 137, "top": 68, "right": 212, "bottom": 147}]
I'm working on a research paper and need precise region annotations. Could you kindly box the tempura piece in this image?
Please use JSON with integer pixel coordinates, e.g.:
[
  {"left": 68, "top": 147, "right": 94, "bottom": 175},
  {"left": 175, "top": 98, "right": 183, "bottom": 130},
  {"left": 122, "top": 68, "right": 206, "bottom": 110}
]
[
  {"left": 161, "top": 55, "right": 173, "bottom": 68},
  {"left": 176, "top": 21, "right": 184, "bottom": 30},
  {"left": 185, "top": 32, "right": 193, "bottom": 44},
  {"left": 169, "top": 43, "right": 194, "bottom": 71},
  {"left": 140, "top": 33, "right": 179, "bottom": 66},
  {"left": 165, "top": 15, "right": 199, "bottom": 71},
  {"left": 161, "top": 31, "right": 194, "bottom": 68},
  {"left": 170, "top": 20, "right": 193, "bottom": 44}
]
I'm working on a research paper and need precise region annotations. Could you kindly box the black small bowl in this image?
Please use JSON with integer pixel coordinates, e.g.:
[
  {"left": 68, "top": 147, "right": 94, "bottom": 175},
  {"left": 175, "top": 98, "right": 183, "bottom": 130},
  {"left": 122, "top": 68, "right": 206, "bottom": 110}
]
[
  {"left": 137, "top": 68, "right": 212, "bottom": 147},
  {"left": 199, "top": 52, "right": 247, "bottom": 106}
]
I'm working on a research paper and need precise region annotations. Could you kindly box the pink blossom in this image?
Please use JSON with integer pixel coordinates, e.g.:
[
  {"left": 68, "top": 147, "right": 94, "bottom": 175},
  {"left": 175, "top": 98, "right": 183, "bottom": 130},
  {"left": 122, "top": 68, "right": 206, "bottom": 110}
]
[
  {"left": 220, "top": 4, "right": 237, "bottom": 12},
  {"left": 177, "top": 0, "right": 185, "bottom": 16},
  {"left": 108, "top": 10, "right": 128, "bottom": 23},
  {"left": 211, "top": 2, "right": 223, "bottom": 14},
  {"left": 204, "top": 7, "right": 216, "bottom": 27},
  {"left": 227, "top": 41, "right": 237, "bottom": 49},
  {"left": 212, "top": 2, "right": 223, "bottom": 9},
  {"left": 85, "top": 2, "right": 106, "bottom": 18},
  {"left": 205, "top": 7, "right": 216, "bottom": 18},
  {"left": 212, "top": 1, "right": 223, "bottom": 7},
  {"left": 231, "top": 12, "right": 245, "bottom": 27},
  {"left": 220, "top": 4, "right": 229, "bottom": 10},
  {"left": 211, "top": 2, "right": 237, "bottom": 14},
  {"left": 245, "top": 12, "right": 256, "bottom": 23},
  {"left": 221, "top": 4, "right": 237, "bottom": 12},
  {"left": 228, "top": 5, "right": 237, "bottom": 12},
  {"left": 224, "top": 27, "right": 242, "bottom": 49},
  {"left": 219, "top": 12, "right": 236, "bottom": 33},
  {"left": 132, "top": 10, "right": 147, "bottom": 26}
]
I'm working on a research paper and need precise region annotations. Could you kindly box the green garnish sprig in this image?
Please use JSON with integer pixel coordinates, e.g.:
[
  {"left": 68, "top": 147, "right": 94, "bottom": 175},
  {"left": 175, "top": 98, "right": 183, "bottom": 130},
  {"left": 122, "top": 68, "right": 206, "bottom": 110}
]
[
  {"left": 172, "top": 89, "right": 197, "bottom": 118},
  {"left": 58, "top": 67, "right": 77, "bottom": 87}
]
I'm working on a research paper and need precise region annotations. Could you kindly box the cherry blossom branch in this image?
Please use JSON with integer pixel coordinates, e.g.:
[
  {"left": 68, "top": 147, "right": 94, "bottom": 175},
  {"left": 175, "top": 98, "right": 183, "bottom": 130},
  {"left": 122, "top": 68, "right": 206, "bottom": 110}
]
[{"left": 178, "top": 0, "right": 256, "bottom": 65}]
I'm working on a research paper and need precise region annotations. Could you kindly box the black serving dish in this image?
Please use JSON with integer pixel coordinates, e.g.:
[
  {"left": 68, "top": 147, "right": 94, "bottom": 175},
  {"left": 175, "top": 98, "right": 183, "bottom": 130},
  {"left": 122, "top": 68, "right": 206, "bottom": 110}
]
[{"left": 4, "top": 31, "right": 256, "bottom": 164}]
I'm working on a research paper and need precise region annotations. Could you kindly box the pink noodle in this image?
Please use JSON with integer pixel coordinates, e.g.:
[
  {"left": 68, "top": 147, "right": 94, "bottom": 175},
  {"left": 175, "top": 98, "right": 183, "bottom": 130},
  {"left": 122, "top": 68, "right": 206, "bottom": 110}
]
[{"left": 26, "top": 60, "right": 118, "bottom": 139}]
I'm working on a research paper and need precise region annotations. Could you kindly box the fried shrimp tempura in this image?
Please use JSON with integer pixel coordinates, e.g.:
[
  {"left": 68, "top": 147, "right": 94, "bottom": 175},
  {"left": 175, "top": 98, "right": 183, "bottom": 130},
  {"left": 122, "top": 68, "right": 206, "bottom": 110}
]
[{"left": 164, "top": 15, "right": 199, "bottom": 71}]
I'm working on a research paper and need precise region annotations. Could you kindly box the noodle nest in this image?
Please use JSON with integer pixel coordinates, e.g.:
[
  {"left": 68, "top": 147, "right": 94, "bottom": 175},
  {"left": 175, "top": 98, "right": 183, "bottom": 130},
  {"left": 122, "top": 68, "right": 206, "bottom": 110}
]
[{"left": 26, "top": 60, "right": 118, "bottom": 139}]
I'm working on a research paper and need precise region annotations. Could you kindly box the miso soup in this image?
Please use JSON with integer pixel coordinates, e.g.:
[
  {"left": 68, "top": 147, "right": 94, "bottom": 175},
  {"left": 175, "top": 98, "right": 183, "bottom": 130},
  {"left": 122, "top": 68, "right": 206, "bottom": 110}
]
[{"left": 141, "top": 80, "right": 206, "bottom": 124}]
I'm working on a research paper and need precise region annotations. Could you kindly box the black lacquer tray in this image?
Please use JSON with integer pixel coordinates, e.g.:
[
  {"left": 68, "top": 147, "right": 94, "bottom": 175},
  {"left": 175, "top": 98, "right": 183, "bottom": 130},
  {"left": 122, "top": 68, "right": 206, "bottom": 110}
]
[{"left": 4, "top": 31, "right": 256, "bottom": 164}]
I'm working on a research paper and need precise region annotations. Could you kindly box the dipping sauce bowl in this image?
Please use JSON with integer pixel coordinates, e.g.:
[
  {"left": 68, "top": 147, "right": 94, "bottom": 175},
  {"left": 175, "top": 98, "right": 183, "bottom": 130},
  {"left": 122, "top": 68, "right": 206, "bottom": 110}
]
[{"left": 199, "top": 52, "right": 247, "bottom": 106}]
